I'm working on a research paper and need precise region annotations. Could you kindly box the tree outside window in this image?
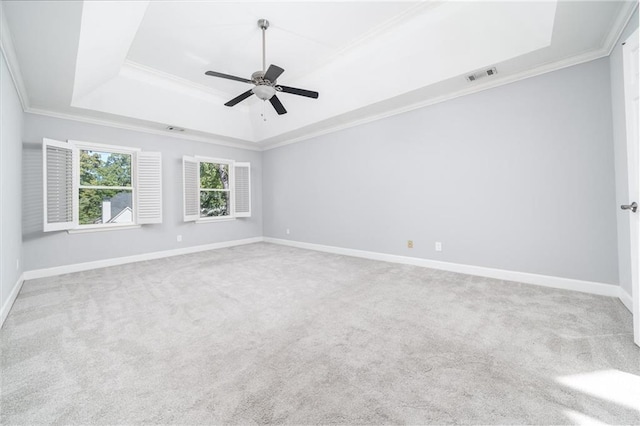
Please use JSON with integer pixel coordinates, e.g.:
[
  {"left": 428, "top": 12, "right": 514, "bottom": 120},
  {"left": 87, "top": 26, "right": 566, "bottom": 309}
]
[
  {"left": 199, "top": 162, "right": 230, "bottom": 217},
  {"left": 79, "top": 150, "right": 133, "bottom": 225}
]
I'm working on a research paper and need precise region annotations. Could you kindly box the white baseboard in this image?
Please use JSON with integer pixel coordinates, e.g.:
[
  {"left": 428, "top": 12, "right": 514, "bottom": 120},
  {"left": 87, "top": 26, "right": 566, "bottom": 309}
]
[
  {"left": 264, "top": 238, "right": 620, "bottom": 298},
  {"left": 23, "top": 237, "right": 264, "bottom": 281},
  {"left": 1, "top": 273, "right": 24, "bottom": 329},
  {"left": 16, "top": 236, "right": 628, "bottom": 316},
  {"left": 618, "top": 287, "right": 633, "bottom": 313}
]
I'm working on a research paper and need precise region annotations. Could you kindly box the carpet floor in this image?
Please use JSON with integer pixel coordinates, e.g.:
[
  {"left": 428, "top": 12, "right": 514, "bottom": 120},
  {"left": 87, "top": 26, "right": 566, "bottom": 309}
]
[{"left": 1, "top": 242, "right": 639, "bottom": 424}]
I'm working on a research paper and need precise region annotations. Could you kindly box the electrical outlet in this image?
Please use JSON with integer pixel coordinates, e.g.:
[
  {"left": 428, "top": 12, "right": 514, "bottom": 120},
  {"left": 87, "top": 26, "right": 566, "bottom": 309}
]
[
  {"left": 407, "top": 240, "right": 413, "bottom": 249},
  {"left": 435, "top": 242, "right": 442, "bottom": 252},
  {"left": 177, "top": 235, "right": 182, "bottom": 242},
  {"left": 286, "top": 228, "right": 290, "bottom": 235}
]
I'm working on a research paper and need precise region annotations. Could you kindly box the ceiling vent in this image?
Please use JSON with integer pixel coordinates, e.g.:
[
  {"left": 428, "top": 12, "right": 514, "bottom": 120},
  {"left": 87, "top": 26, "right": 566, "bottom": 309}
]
[
  {"left": 166, "top": 126, "right": 185, "bottom": 132},
  {"left": 466, "top": 67, "right": 498, "bottom": 82}
]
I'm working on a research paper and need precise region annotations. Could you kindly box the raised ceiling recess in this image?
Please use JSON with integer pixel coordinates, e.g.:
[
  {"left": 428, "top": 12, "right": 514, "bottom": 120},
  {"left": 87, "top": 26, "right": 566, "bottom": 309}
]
[{"left": 2, "top": 1, "right": 636, "bottom": 148}]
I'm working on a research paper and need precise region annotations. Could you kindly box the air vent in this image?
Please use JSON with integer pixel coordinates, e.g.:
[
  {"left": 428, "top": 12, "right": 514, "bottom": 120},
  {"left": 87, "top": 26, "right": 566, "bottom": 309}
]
[
  {"left": 466, "top": 67, "right": 498, "bottom": 83},
  {"left": 166, "top": 126, "right": 185, "bottom": 132}
]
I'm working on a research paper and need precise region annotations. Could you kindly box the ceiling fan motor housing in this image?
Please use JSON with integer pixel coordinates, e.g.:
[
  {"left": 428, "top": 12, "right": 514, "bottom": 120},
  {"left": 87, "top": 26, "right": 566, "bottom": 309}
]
[{"left": 251, "top": 70, "right": 267, "bottom": 82}]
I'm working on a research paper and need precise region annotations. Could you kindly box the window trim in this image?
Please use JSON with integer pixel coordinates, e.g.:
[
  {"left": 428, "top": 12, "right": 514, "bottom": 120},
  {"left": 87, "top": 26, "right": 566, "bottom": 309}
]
[
  {"left": 43, "top": 138, "right": 162, "bottom": 233},
  {"left": 194, "top": 156, "right": 235, "bottom": 223},
  {"left": 68, "top": 224, "right": 141, "bottom": 234}
]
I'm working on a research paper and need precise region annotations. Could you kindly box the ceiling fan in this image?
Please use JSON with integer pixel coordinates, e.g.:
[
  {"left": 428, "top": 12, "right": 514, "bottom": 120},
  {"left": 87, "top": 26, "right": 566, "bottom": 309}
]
[{"left": 204, "top": 19, "right": 319, "bottom": 115}]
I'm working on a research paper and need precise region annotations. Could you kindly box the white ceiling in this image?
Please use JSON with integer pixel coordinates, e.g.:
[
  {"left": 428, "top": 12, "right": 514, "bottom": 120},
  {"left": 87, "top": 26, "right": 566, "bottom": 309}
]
[{"left": 1, "top": 1, "right": 637, "bottom": 149}]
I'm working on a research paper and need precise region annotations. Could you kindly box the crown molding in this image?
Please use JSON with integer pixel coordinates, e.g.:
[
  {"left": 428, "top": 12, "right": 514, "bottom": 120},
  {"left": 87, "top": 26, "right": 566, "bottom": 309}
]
[
  {"left": 262, "top": 45, "right": 612, "bottom": 150},
  {"left": 3, "top": 1, "right": 636, "bottom": 153},
  {"left": 24, "top": 107, "right": 262, "bottom": 151},
  {"left": 124, "top": 59, "right": 236, "bottom": 102},
  {"left": 249, "top": 2, "right": 640, "bottom": 151},
  {"left": 604, "top": 1, "right": 639, "bottom": 56},
  {"left": 0, "top": 2, "right": 29, "bottom": 111}
]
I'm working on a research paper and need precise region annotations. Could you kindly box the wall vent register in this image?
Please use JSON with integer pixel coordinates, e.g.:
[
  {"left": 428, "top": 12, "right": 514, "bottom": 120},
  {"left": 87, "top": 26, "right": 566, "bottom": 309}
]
[{"left": 466, "top": 67, "right": 498, "bottom": 82}]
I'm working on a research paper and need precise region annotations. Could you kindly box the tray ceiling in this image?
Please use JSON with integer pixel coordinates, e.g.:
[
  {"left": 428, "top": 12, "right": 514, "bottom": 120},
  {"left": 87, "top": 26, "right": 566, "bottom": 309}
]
[{"left": 1, "top": 1, "right": 636, "bottom": 149}]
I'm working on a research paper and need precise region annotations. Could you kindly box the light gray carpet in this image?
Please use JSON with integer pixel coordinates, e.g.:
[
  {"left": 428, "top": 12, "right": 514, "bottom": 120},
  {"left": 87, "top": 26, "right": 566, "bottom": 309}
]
[{"left": 1, "top": 242, "right": 639, "bottom": 424}]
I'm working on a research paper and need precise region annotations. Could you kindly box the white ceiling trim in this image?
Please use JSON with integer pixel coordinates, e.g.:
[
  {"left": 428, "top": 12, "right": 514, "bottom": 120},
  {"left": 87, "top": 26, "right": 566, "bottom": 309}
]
[
  {"left": 261, "top": 44, "right": 615, "bottom": 151},
  {"left": 24, "top": 107, "right": 261, "bottom": 151},
  {"left": 2, "top": 1, "right": 637, "bottom": 152},
  {"left": 0, "top": 2, "right": 29, "bottom": 111},
  {"left": 604, "top": 1, "right": 639, "bottom": 55},
  {"left": 67, "top": 1, "right": 558, "bottom": 143},
  {"left": 72, "top": 69, "right": 258, "bottom": 142},
  {"left": 253, "top": 0, "right": 558, "bottom": 142},
  {"left": 11, "top": 40, "right": 624, "bottom": 155},
  {"left": 124, "top": 60, "right": 238, "bottom": 101},
  {"left": 259, "top": 1, "right": 639, "bottom": 150}
]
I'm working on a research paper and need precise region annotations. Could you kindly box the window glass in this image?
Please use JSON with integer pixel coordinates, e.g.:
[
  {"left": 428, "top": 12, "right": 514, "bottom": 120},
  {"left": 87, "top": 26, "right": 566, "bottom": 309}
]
[
  {"left": 79, "top": 189, "right": 133, "bottom": 225},
  {"left": 199, "top": 161, "right": 231, "bottom": 218},
  {"left": 80, "top": 150, "right": 131, "bottom": 186},
  {"left": 200, "top": 162, "right": 229, "bottom": 190},
  {"left": 200, "top": 191, "right": 230, "bottom": 217},
  {"left": 78, "top": 149, "right": 133, "bottom": 226}
]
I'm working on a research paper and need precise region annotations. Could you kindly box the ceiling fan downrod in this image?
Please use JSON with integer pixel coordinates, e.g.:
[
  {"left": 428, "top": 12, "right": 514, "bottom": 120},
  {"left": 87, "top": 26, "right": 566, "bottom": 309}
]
[{"left": 258, "top": 19, "right": 269, "bottom": 74}]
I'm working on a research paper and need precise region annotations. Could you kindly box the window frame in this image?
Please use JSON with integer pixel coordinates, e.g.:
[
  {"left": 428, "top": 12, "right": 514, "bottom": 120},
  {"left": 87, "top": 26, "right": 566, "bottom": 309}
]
[
  {"left": 71, "top": 140, "right": 140, "bottom": 231},
  {"left": 195, "top": 156, "right": 235, "bottom": 223}
]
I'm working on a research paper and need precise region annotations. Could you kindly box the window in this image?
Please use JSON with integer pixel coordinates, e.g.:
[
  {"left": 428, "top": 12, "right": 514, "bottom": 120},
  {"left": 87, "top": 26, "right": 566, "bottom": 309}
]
[
  {"left": 183, "top": 156, "right": 251, "bottom": 222},
  {"left": 199, "top": 160, "right": 232, "bottom": 219},
  {"left": 78, "top": 148, "right": 133, "bottom": 225},
  {"left": 43, "top": 138, "right": 162, "bottom": 232}
]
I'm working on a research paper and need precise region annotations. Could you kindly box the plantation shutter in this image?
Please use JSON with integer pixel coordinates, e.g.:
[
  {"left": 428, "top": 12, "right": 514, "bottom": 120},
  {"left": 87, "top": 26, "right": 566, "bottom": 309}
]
[
  {"left": 43, "top": 138, "right": 77, "bottom": 232},
  {"left": 135, "top": 152, "right": 162, "bottom": 224},
  {"left": 234, "top": 162, "right": 251, "bottom": 217},
  {"left": 183, "top": 156, "right": 199, "bottom": 221}
]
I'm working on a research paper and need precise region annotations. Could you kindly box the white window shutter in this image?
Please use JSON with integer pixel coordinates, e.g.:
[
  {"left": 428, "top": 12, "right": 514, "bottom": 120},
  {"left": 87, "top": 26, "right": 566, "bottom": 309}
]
[
  {"left": 234, "top": 162, "right": 251, "bottom": 217},
  {"left": 43, "top": 138, "right": 77, "bottom": 232},
  {"left": 135, "top": 152, "right": 162, "bottom": 224},
  {"left": 183, "top": 156, "right": 199, "bottom": 221}
]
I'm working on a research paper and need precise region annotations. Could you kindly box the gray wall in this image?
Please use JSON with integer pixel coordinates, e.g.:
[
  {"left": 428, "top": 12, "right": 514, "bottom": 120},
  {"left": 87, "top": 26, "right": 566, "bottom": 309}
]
[
  {"left": 610, "top": 7, "right": 639, "bottom": 297},
  {"left": 263, "top": 58, "right": 619, "bottom": 285},
  {"left": 1, "top": 53, "right": 23, "bottom": 309},
  {"left": 22, "top": 114, "right": 262, "bottom": 271}
]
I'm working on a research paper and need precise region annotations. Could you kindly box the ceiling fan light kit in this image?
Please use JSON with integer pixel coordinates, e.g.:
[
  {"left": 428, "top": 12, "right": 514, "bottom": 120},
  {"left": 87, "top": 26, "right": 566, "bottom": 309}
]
[
  {"left": 252, "top": 85, "right": 276, "bottom": 101},
  {"left": 205, "top": 19, "right": 319, "bottom": 115}
]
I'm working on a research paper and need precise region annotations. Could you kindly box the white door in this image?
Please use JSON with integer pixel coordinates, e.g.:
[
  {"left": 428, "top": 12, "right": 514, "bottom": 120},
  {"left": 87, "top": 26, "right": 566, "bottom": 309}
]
[{"left": 622, "top": 28, "right": 639, "bottom": 347}]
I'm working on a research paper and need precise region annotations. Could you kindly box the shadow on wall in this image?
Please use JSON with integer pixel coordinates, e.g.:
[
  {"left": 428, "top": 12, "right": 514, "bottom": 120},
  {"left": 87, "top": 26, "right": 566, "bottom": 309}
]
[{"left": 22, "top": 142, "right": 43, "bottom": 242}]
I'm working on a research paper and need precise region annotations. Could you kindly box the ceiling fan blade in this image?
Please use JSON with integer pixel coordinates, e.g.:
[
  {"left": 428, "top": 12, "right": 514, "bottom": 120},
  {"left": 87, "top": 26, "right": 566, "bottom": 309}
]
[
  {"left": 269, "top": 95, "right": 287, "bottom": 115},
  {"left": 263, "top": 64, "right": 285, "bottom": 83},
  {"left": 225, "top": 90, "right": 254, "bottom": 107},
  {"left": 205, "top": 70, "right": 252, "bottom": 84},
  {"left": 277, "top": 85, "right": 319, "bottom": 99}
]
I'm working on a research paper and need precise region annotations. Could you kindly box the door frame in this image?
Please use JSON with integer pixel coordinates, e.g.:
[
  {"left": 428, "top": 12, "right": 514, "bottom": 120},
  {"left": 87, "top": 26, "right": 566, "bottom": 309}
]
[{"left": 622, "top": 27, "right": 639, "bottom": 347}]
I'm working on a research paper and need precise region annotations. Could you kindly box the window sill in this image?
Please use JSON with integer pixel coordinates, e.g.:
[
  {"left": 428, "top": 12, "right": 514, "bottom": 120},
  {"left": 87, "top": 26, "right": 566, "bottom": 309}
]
[
  {"left": 68, "top": 225, "right": 141, "bottom": 234},
  {"left": 195, "top": 217, "right": 236, "bottom": 224}
]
